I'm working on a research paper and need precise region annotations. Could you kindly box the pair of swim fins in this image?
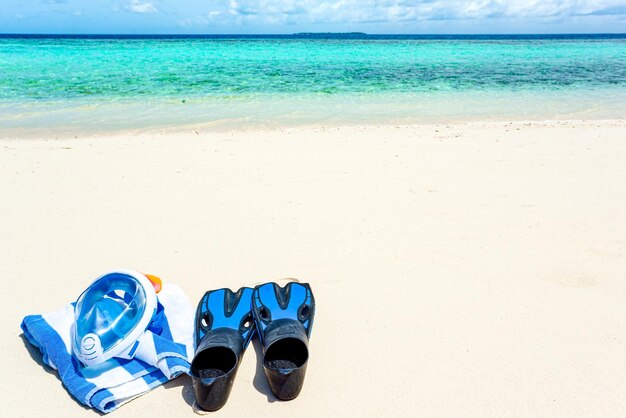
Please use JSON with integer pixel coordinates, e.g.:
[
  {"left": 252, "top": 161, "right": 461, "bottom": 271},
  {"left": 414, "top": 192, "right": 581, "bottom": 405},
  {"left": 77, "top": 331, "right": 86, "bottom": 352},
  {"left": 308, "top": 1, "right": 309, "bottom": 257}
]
[{"left": 190, "top": 281, "right": 315, "bottom": 411}]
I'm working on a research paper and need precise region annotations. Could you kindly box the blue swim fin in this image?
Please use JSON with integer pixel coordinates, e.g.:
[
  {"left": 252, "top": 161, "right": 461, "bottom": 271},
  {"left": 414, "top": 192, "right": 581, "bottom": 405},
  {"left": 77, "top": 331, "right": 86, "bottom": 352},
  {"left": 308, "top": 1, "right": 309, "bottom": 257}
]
[
  {"left": 190, "top": 287, "right": 255, "bottom": 411},
  {"left": 252, "top": 281, "right": 315, "bottom": 400}
]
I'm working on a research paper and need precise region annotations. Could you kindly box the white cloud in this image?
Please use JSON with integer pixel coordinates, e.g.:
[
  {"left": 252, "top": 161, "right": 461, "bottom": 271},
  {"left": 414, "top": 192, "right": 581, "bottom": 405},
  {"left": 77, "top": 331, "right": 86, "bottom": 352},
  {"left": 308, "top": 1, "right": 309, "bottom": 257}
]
[
  {"left": 127, "top": 0, "right": 158, "bottom": 14},
  {"left": 180, "top": 0, "right": 626, "bottom": 27},
  {"left": 3, "top": 0, "right": 624, "bottom": 33}
]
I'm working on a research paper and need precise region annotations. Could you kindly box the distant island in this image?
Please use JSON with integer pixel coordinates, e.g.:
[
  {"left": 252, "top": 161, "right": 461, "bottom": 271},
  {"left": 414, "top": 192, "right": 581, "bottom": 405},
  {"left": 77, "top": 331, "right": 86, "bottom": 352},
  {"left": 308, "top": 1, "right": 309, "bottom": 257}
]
[{"left": 293, "top": 32, "right": 368, "bottom": 36}]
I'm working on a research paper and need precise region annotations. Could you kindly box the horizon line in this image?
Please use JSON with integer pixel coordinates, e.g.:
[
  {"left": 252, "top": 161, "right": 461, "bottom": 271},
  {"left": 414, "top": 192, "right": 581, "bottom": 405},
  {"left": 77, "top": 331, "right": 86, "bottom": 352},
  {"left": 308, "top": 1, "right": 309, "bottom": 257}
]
[{"left": 2, "top": 32, "right": 626, "bottom": 36}]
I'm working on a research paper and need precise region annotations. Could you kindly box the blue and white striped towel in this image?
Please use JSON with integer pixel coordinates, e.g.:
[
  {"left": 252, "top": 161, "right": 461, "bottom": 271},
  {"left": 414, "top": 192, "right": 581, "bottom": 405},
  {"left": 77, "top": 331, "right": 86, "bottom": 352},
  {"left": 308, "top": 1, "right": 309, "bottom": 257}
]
[{"left": 21, "top": 283, "right": 194, "bottom": 413}]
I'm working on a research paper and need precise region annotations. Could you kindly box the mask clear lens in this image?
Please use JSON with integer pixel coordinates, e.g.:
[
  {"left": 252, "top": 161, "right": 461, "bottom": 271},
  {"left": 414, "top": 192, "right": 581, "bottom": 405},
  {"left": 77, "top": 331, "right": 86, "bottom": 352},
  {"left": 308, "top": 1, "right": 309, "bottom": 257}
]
[{"left": 72, "top": 271, "right": 157, "bottom": 366}]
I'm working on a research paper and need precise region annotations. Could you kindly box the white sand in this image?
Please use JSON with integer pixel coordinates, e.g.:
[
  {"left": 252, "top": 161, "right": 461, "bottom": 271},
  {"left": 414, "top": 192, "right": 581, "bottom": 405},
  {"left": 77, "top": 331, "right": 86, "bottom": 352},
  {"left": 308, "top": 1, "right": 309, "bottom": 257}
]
[{"left": 1, "top": 120, "right": 626, "bottom": 417}]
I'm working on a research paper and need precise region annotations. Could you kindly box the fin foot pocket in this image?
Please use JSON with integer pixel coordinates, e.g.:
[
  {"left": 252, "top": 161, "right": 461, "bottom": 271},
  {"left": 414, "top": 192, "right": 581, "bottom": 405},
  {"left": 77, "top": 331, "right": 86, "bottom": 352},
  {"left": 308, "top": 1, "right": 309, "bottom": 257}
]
[
  {"left": 191, "top": 287, "right": 255, "bottom": 411},
  {"left": 253, "top": 281, "right": 315, "bottom": 401},
  {"left": 200, "top": 369, "right": 227, "bottom": 379}
]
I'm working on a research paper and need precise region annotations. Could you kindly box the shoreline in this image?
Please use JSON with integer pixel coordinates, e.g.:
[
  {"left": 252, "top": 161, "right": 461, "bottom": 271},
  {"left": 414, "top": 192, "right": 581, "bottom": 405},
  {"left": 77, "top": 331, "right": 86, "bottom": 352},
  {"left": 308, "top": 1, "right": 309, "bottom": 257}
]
[
  {"left": 3, "top": 86, "right": 626, "bottom": 139},
  {"left": 2, "top": 117, "right": 626, "bottom": 141}
]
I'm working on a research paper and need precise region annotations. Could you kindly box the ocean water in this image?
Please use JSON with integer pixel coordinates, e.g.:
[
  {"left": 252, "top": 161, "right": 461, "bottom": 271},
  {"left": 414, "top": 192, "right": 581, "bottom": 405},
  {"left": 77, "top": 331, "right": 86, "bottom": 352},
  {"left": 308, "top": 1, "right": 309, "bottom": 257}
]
[{"left": 0, "top": 34, "right": 625, "bottom": 135}]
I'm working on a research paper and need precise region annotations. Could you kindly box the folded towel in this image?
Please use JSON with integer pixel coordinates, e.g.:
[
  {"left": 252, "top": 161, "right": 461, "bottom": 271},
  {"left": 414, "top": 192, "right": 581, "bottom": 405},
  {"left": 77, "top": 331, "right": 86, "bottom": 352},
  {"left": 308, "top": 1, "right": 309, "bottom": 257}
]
[{"left": 21, "top": 283, "right": 194, "bottom": 413}]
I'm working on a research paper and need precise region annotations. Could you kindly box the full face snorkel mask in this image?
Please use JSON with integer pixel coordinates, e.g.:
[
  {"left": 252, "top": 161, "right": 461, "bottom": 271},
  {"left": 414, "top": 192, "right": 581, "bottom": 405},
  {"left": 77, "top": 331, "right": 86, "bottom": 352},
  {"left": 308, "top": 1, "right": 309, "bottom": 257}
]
[{"left": 72, "top": 270, "right": 160, "bottom": 367}]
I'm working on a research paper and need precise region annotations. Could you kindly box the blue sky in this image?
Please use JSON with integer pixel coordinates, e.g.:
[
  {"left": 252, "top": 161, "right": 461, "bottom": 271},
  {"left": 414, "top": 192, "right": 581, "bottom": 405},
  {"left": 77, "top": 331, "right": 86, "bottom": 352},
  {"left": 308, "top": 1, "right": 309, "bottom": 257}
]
[{"left": 1, "top": 0, "right": 625, "bottom": 34}]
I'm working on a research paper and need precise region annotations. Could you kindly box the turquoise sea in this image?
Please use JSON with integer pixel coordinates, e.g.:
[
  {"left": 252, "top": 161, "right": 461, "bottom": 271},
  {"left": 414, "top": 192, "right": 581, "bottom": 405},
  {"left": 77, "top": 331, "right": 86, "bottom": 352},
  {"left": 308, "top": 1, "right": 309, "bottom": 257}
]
[{"left": 1, "top": 34, "right": 625, "bottom": 134}]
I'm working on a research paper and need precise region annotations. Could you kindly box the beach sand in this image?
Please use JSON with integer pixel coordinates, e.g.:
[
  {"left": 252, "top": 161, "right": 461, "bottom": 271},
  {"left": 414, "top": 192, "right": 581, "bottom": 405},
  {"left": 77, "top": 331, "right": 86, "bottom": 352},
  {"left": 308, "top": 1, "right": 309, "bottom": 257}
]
[{"left": 2, "top": 119, "right": 626, "bottom": 417}]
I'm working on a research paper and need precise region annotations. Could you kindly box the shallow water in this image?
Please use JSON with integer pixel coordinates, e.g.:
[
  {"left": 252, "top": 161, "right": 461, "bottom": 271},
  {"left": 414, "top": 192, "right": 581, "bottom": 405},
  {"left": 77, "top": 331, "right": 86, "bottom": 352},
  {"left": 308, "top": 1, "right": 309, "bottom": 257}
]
[{"left": 1, "top": 34, "right": 625, "bottom": 134}]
